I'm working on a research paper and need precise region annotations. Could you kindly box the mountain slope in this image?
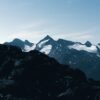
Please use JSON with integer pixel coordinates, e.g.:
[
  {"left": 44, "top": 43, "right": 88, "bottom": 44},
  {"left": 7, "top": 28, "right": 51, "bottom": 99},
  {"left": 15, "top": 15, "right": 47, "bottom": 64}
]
[
  {"left": 36, "top": 36, "right": 100, "bottom": 80},
  {"left": 0, "top": 44, "right": 100, "bottom": 100},
  {"left": 4, "top": 36, "right": 100, "bottom": 80},
  {"left": 4, "top": 38, "right": 34, "bottom": 52}
]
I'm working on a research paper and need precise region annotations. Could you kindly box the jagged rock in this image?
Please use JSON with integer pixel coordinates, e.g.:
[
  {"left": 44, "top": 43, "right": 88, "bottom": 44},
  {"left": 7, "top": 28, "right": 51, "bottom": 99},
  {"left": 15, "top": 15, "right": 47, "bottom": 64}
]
[{"left": 0, "top": 44, "right": 99, "bottom": 100}]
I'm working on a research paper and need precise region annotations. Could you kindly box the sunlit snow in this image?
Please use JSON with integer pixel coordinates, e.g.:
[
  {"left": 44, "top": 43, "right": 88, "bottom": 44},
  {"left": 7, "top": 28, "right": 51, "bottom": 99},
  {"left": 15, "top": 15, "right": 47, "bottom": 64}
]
[
  {"left": 38, "top": 39, "right": 49, "bottom": 48},
  {"left": 24, "top": 44, "right": 36, "bottom": 52},
  {"left": 68, "top": 44, "right": 97, "bottom": 53},
  {"left": 40, "top": 45, "right": 52, "bottom": 54}
]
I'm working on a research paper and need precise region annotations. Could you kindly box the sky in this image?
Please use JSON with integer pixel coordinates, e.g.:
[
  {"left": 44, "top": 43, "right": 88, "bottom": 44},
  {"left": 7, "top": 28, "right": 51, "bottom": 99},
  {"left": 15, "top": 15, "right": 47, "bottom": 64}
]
[{"left": 0, "top": 0, "right": 100, "bottom": 44}]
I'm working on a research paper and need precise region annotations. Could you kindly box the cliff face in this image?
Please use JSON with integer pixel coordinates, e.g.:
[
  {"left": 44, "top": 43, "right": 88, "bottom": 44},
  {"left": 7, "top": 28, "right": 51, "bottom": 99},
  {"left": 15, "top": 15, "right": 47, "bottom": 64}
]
[{"left": 0, "top": 44, "right": 100, "bottom": 100}]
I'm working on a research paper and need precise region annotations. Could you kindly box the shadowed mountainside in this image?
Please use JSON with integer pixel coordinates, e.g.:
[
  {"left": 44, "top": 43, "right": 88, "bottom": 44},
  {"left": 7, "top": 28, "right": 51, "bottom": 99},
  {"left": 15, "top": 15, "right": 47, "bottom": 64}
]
[
  {"left": 5, "top": 36, "right": 100, "bottom": 80},
  {"left": 0, "top": 44, "right": 99, "bottom": 100}
]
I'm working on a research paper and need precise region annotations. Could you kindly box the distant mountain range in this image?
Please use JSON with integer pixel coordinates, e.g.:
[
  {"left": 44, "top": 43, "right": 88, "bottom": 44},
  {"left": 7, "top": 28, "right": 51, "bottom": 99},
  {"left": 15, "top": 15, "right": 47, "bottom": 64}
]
[
  {"left": 4, "top": 36, "right": 100, "bottom": 80},
  {"left": 5, "top": 38, "right": 35, "bottom": 52},
  {"left": 0, "top": 44, "right": 100, "bottom": 100}
]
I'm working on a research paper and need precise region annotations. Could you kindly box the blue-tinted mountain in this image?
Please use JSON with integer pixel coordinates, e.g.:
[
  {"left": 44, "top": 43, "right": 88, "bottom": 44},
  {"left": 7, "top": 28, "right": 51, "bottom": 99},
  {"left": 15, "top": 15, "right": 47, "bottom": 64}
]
[
  {"left": 36, "top": 35, "right": 100, "bottom": 80},
  {"left": 4, "top": 38, "right": 34, "bottom": 51},
  {"left": 85, "top": 41, "right": 92, "bottom": 47},
  {"left": 0, "top": 44, "right": 100, "bottom": 100},
  {"left": 4, "top": 36, "right": 100, "bottom": 80}
]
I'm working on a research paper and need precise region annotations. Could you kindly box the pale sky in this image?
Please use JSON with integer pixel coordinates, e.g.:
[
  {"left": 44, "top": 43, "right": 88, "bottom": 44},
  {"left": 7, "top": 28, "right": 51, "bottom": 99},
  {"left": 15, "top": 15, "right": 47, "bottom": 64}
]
[{"left": 0, "top": 0, "right": 100, "bottom": 44}]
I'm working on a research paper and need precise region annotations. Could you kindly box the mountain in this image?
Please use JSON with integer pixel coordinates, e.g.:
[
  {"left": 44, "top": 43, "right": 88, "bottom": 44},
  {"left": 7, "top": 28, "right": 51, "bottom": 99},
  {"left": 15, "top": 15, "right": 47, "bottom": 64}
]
[
  {"left": 4, "top": 38, "right": 34, "bottom": 52},
  {"left": 35, "top": 35, "right": 56, "bottom": 54},
  {"left": 0, "top": 44, "right": 100, "bottom": 100},
  {"left": 85, "top": 41, "right": 92, "bottom": 47},
  {"left": 4, "top": 36, "right": 100, "bottom": 80},
  {"left": 36, "top": 36, "right": 100, "bottom": 80}
]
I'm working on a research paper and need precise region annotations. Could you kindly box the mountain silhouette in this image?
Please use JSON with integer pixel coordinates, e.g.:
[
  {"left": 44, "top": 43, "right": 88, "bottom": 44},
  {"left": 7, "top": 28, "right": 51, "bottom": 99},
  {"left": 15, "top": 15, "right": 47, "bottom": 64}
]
[
  {"left": 4, "top": 36, "right": 100, "bottom": 80},
  {"left": 4, "top": 38, "right": 34, "bottom": 51},
  {"left": 0, "top": 44, "right": 100, "bottom": 100},
  {"left": 36, "top": 36, "right": 100, "bottom": 80}
]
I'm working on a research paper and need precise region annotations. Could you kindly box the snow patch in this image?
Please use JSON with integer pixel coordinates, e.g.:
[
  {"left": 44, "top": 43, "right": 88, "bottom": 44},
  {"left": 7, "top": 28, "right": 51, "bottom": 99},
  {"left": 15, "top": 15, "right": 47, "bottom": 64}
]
[
  {"left": 68, "top": 44, "right": 97, "bottom": 53},
  {"left": 24, "top": 44, "right": 36, "bottom": 52},
  {"left": 40, "top": 45, "right": 52, "bottom": 54},
  {"left": 38, "top": 39, "right": 49, "bottom": 48}
]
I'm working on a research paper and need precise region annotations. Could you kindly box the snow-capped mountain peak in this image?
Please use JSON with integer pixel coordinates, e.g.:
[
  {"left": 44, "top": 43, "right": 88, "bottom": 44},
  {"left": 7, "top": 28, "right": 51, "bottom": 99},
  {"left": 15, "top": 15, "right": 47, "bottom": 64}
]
[
  {"left": 4, "top": 38, "right": 34, "bottom": 52},
  {"left": 35, "top": 35, "right": 55, "bottom": 53},
  {"left": 85, "top": 41, "right": 92, "bottom": 47},
  {"left": 4, "top": 36, "right": 100, "bottom": 79},
  {"left": 38, "top": 39, "right": 50, "bottom": 48},
  {"left": 43, "top": 35, "right": 54, "bottom": 40}
]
